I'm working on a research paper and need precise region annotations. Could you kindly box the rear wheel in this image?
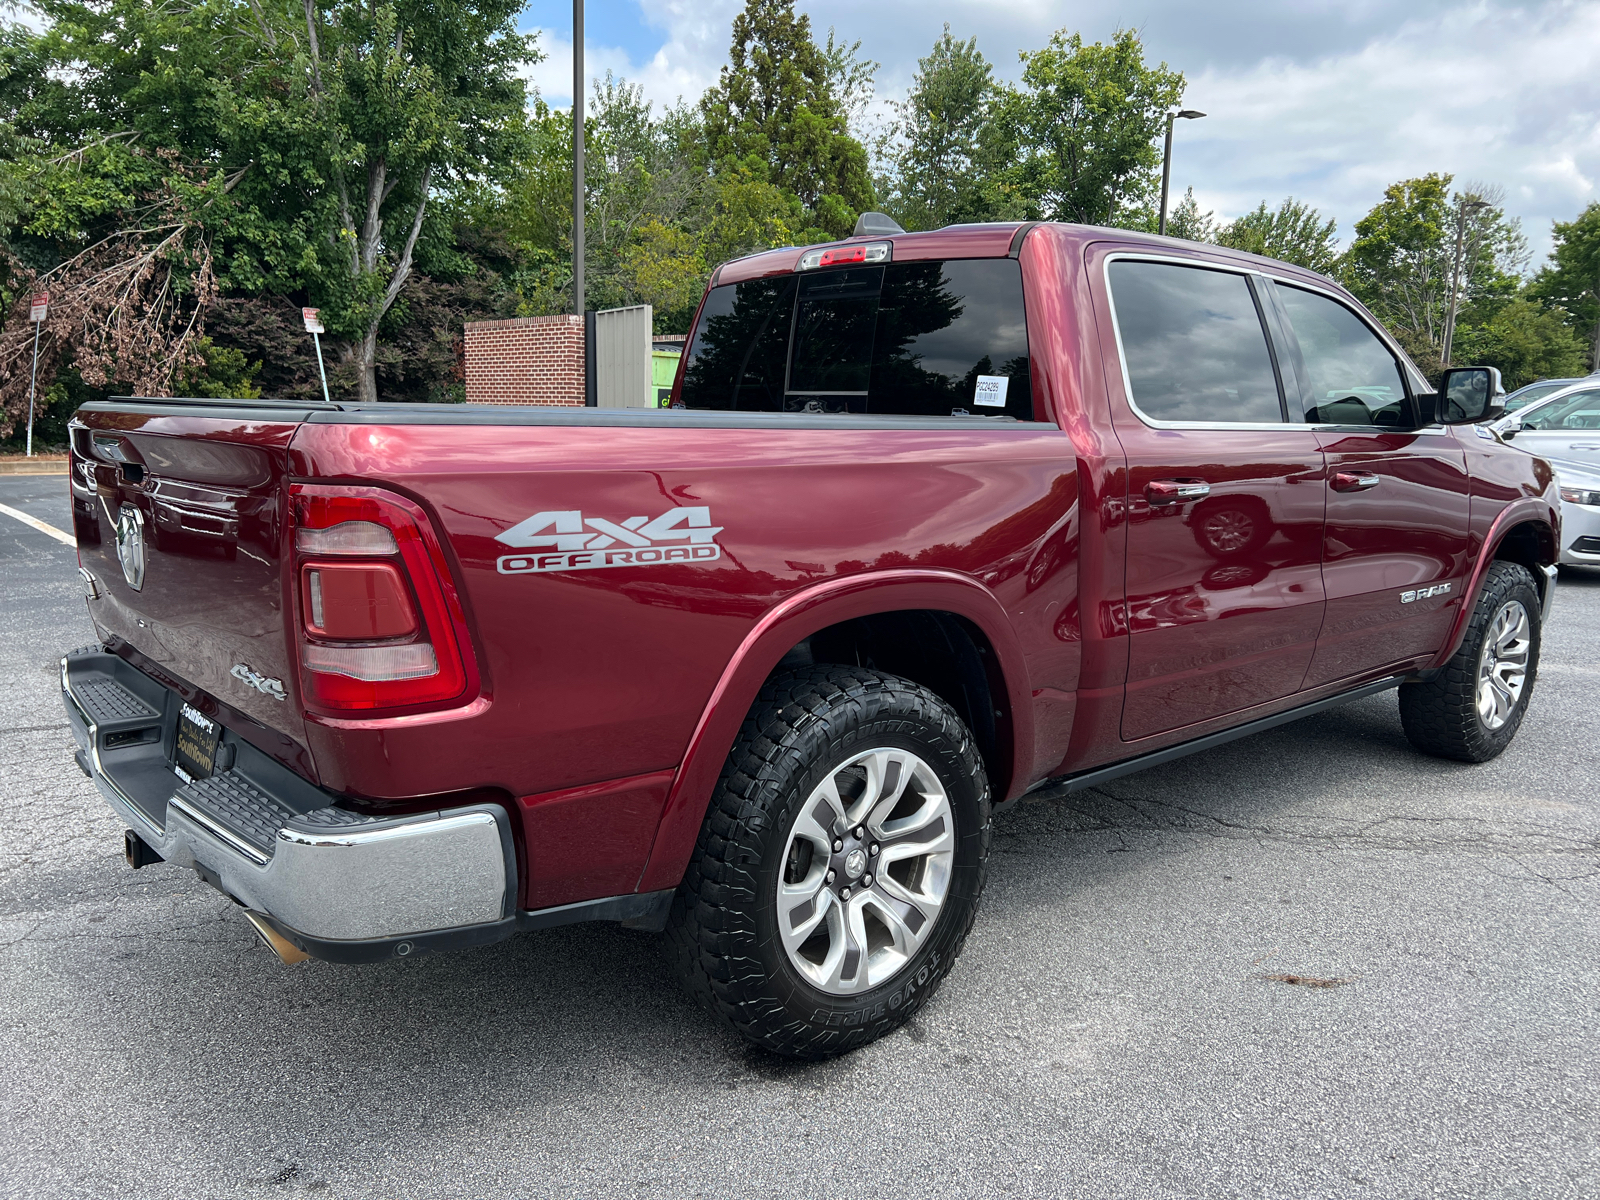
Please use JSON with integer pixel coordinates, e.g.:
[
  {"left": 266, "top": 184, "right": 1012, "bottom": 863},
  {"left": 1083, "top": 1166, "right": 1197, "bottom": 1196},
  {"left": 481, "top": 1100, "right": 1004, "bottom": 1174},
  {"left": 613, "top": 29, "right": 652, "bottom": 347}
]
[
  {"left": 667, "top": 666, "right": 990, "bottom": 1058},
  {"left": 1399, "top": 561, "right": 1542, "bottom": 762}
]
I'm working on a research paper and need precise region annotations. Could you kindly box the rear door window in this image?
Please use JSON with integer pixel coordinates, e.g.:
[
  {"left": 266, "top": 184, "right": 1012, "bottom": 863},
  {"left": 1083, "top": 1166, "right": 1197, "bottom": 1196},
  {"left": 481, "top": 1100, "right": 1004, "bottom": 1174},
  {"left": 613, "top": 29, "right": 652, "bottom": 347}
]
[
  {"left": 1106, "top": 259, "right": 1285, "bottom": 424},
  {"left": 680, "top": 258, "right": 1034, "bottom": 420}
]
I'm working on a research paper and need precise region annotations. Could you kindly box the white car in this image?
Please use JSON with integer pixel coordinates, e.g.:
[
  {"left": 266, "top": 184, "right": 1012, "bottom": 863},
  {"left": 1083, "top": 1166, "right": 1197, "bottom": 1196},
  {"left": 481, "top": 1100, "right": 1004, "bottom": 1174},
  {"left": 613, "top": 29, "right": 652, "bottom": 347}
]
[
  {"left": 1493, "top": 384, "right": 1600, "bottom": 565},
  {"left": 1493, "top": 381, "right": 1600, "bottom": 469},
  {"left": 1545, "top": 461, "right": 1600, "bottom": 567}
]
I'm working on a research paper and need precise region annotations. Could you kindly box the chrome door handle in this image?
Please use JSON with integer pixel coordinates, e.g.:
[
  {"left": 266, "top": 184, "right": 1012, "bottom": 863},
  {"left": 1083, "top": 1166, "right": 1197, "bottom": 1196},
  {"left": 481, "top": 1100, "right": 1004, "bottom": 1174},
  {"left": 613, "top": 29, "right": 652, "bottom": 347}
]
[
  {"left": 1146, "top": 479, "right": 1211, "bottom": 505},
  {"left": 1331, "top": 472, "right": 1381, "bottom": 493}
]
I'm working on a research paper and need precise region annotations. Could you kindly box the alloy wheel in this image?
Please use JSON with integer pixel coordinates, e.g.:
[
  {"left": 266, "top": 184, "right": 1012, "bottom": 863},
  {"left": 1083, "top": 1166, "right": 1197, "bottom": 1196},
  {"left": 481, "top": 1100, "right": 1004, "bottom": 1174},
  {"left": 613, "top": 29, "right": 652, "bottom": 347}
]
[
  {"left": 1476, "top": 599, "right": 1531, "bottom": 731},
  {"left": 776, "top": 747, "right": 955, "bottom": 995}
]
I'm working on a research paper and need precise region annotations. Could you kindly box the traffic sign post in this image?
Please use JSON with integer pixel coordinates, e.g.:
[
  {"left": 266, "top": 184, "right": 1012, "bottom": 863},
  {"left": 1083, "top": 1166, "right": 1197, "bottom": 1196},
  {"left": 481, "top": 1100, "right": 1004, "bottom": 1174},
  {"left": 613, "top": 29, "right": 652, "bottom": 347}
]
[
  {"left": 303, "top": 308, "right": 331, "bottom": 404},
  {"left": 25, "top": 292, "right": 47, "bottom": 457}
]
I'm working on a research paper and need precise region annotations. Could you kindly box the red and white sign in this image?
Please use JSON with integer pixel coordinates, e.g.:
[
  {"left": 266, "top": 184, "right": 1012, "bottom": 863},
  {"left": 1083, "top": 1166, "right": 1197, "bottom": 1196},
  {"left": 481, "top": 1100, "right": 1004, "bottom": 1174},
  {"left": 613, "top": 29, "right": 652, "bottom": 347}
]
[
  {"left": 302, "top": 307, "right": 324, "bottom": 334},
  {"left": 28, "top": 292, "right": 48, "bottom": 322}
]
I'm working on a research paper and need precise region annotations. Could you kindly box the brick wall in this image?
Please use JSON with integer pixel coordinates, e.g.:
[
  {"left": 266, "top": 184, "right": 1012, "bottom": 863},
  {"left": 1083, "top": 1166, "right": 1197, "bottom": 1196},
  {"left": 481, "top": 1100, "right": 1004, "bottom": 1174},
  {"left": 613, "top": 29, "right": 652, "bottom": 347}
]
[{"left": 463, "top": 314, "right": 586, "bottom": 405}]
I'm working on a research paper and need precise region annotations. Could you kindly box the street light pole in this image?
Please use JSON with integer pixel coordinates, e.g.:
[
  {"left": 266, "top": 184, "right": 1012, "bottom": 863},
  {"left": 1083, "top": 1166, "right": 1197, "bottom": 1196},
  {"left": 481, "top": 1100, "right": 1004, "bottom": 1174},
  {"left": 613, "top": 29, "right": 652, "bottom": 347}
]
[
  {"left": 1158, "top": 109, "right": 1206, "bottom": 236},
  {"left": 1441, "top": 197, "right": 1489, "bottom": 367},
  {"left": 572, "top": 0, "right": 585, "bottom": 318}
]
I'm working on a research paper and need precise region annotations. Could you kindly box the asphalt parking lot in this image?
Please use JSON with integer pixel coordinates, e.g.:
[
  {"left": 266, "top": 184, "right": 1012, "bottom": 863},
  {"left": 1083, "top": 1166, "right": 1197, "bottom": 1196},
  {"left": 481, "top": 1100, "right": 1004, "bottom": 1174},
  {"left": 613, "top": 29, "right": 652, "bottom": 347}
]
[{"left": 1, "top": 469, "right": 1596, "bottom": 1199}]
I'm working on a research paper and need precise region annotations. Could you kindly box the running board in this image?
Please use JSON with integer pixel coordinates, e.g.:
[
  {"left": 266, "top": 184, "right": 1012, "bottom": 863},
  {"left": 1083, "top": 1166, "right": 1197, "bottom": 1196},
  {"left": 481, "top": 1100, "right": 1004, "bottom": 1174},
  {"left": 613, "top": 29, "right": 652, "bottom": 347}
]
[{"left": 1029, "top": 675, "right": 1406, "bottom": 799}]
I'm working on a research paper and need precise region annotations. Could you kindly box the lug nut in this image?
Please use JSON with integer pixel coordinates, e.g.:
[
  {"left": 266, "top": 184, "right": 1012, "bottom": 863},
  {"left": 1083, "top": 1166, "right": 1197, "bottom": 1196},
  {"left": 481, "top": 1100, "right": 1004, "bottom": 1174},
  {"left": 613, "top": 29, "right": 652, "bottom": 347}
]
[
  {"left": 870, "top": 843, "right": 880, "bottom": 855},
  {"left": 853, "top": 826, "right": 864, "bottom": 840},
  {"left": 862, "top": 875, "right": 873, "bottom": 888},
  {"left": 841, "top": 887, "right": 852, "bottom": 899},
  {"left": 826, "top": 870, "right": 836, "bottom": 884},
  {"left": 833, "top": 839, "right": 843, "bottom": 852}
]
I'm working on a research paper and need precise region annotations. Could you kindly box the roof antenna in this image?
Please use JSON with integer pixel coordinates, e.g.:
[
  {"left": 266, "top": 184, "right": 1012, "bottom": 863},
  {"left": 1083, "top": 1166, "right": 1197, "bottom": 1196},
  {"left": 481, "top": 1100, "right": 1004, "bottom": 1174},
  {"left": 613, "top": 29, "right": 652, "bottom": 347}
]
[{"left": 852, "top": 212, "right": 905, "bottom": 237}]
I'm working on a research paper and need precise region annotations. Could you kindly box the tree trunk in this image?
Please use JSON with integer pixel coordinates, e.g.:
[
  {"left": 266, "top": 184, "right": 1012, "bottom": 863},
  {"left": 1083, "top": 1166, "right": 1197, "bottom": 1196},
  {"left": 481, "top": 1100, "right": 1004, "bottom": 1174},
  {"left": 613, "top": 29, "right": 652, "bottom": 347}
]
[{"left": 354, "top": 326, "right": 380, "bottom": 404}]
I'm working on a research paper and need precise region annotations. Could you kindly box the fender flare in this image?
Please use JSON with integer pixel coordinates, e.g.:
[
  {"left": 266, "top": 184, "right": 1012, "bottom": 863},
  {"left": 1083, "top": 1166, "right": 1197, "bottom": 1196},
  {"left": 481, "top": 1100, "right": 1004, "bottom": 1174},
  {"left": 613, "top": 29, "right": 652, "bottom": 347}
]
[
  {"left": 635, "top": 569, "right": 1033, "bottom": 893},
  {"left": 1429, "top": 498, "right": 1558, "bottom": 671}
]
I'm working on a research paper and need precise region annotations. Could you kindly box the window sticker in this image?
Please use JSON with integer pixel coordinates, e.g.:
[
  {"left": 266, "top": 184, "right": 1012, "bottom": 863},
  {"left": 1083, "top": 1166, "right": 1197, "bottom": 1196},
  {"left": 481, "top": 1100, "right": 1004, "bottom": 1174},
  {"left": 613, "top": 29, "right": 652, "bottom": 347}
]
[{"left": 974, "top": 375, "right": 1009, "bottom": 407}]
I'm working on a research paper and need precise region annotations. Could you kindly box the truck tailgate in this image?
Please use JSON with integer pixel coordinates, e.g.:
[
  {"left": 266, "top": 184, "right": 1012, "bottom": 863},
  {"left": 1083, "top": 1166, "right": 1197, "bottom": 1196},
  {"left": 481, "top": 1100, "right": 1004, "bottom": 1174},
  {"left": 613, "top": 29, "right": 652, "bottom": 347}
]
[{"left": 71, "top": 405, "right": 315, "bottom": 771}]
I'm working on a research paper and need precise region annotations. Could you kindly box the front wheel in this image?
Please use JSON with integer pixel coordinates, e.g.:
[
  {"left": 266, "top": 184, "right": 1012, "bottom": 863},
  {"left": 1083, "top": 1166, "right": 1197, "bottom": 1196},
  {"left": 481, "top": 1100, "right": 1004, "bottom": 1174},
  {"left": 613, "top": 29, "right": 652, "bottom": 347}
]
[
  {"left": 1399, "top": 561, "right": 1542, "bottom": 762},
  {"left": 667, "top": 666, "right": 990, "bottom": 1059}
]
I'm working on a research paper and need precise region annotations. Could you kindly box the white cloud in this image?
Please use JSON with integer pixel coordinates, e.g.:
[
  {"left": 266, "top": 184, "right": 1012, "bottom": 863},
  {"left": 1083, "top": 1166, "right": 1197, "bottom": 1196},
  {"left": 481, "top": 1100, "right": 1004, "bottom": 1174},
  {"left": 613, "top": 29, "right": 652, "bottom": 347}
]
[
  {"left": 528, "top": 2, "right": 736, "bottom": 109},
  {"left": 1177, "top": 2, "right": 1600, "bottom": 257},
  {"left": 545, "top": 0, "right": 1600, "bottom": 263}
]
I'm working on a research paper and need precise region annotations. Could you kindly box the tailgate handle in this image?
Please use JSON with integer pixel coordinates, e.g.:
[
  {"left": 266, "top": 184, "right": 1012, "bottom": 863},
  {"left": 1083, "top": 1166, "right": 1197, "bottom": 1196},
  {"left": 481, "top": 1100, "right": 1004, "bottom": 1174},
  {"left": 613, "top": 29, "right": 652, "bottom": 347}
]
[
  {"left": 1146, "top": 479, "right": 1210, "bottom": 505},
  {"left": 1331, "top": 471, "right": 1381, "bottom": 493}
]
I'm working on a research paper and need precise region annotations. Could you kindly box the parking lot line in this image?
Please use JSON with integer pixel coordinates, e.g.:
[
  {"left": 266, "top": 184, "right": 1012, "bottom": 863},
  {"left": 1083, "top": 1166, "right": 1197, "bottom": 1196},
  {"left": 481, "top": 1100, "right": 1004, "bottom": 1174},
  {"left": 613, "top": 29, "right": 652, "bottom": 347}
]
[{"left": 0, "top": 501, "right": 75, "bottom": 547}]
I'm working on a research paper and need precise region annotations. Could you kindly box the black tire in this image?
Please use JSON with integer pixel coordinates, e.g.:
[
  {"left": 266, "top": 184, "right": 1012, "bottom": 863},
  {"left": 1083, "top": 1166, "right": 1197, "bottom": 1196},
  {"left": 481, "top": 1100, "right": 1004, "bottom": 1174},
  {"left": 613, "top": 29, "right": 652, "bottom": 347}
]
[
  {"left": 1399, "top": 561, "right": 1542, "bottom": 762},
  {"left": 666, "top": 665, "right": 990, "bottom": 1059}
]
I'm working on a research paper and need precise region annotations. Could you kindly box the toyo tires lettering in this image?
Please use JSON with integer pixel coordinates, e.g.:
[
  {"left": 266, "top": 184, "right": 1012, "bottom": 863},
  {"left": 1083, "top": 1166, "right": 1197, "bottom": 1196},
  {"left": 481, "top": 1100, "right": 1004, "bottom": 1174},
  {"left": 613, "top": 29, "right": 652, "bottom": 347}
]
[{"left": 811, "top": 954, "right": 943, "bottom": 1026}]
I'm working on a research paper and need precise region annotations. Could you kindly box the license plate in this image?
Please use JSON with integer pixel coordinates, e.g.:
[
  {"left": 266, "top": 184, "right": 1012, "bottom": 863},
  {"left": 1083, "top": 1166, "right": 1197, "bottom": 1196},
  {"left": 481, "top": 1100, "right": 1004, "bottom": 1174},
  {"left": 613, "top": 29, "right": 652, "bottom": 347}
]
[{"left": 174, "top": 702, "right": 221, "bottom": 783}]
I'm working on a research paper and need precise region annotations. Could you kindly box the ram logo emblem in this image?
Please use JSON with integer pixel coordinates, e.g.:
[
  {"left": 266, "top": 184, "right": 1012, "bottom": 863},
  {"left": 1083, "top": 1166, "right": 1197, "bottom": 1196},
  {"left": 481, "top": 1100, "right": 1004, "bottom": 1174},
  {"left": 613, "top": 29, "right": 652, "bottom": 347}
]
[{"left": 1400, "top": 583, "right": 1452, "bottom": 604}]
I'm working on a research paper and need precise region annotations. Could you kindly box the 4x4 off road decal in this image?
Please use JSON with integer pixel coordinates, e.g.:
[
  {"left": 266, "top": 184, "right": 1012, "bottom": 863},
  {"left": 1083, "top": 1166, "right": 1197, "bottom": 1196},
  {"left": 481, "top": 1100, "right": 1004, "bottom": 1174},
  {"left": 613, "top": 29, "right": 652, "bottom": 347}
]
[{"left": 495, "top": 507, "right": 724, "bottom": 575}]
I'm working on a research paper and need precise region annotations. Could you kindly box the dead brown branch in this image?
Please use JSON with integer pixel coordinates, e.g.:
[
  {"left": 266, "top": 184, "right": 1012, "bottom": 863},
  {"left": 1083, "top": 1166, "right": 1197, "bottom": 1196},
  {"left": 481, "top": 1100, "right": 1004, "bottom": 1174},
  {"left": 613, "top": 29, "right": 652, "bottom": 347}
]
[{"left": 0, "top": 203, "right": 217, "bottom": 437}]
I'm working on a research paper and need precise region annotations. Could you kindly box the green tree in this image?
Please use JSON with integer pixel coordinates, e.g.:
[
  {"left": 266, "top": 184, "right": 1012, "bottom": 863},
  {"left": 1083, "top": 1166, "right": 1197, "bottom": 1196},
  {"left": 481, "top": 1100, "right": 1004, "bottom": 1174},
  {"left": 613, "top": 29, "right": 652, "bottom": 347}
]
[
  {"left": 0, "top": 0, "right": 538, "bottom": 414},
  {"left": 1529, "top": 202, "right": 1600, "bottom": 370},
  {"left": 998, "top": 29, "right": 1185, "bottom": 227},
  {"left": 297, "top": 0, "right": 537, "bottom": 402},
  {"left": 1342, "top": 175, "right": 1524, "bottom": 369},
  {"left": 494, "top": 78, "right": 806, "bottom": 333},
  {"left": 881, "top": 26, "right": 1017, "bottom": 231},
  {"left": 1216, "top": 197, "right": 1339, "bottom": 272},
  {"left": 1164, "top": 187, "right": 1216, "bottom": 242},
  {"left": 700, "top": 0, "right": 874, "bottom": 236},
  {"left": 1453, "top": 296, "right": 1589, "bottom": 389}
]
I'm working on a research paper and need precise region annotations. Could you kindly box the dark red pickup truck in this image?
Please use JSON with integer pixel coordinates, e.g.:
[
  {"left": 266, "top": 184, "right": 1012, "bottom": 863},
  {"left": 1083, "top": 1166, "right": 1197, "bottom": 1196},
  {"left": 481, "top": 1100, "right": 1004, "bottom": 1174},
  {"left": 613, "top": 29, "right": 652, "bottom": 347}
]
[{"left": 62, "top": 220, "right": 1558, "bottom": 1057}]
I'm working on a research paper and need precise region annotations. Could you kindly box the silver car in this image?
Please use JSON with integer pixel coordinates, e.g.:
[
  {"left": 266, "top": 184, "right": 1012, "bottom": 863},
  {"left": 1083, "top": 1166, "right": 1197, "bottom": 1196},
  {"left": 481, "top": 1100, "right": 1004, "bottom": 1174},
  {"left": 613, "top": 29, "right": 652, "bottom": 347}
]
[
  {"left": 1499, "top": 375, "right": 1594, "bottom": 416},
  {"left": 1495, "top": 382, "right": 1600, "bottom": 467},
  {"left": 1495, "top": 384, "right": 1600, "bottom": 565},
  {"left": 1544, "top": 461, "right": 1600, "bottom": 567}
]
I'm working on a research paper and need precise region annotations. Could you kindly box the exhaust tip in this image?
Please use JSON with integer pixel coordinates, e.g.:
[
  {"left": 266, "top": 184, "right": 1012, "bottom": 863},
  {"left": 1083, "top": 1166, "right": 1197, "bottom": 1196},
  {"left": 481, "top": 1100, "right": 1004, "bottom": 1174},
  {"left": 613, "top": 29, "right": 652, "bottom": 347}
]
[
  {"left": 243, "top": 911, "right": 312, "bottom": 965},
  {"left": 123, "top": 829, "right": 163, "bottom": 869}
]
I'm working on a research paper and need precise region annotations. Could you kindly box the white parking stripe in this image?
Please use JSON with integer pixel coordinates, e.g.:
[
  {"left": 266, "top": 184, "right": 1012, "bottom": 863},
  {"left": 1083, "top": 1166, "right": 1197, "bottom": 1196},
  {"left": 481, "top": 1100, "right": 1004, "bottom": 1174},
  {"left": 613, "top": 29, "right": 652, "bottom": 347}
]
[{"left": 0, "top": 502, "right": 75, "bottom": 547}]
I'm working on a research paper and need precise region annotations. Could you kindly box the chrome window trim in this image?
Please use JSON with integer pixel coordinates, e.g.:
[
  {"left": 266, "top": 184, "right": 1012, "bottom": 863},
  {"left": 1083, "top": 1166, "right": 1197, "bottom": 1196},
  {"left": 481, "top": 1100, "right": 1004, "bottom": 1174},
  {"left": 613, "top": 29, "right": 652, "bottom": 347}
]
[{"left": 1100, "top": 249, "right": 1433, "bottom": 432}]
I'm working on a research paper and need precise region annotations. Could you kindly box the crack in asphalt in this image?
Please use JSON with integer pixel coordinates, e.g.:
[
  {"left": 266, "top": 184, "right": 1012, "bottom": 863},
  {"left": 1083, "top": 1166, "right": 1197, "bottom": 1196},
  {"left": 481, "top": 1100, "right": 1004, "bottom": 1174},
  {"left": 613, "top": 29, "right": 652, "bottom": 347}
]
[{"left": 1000, "top": 786, "right": 1600, "bottom": 862}]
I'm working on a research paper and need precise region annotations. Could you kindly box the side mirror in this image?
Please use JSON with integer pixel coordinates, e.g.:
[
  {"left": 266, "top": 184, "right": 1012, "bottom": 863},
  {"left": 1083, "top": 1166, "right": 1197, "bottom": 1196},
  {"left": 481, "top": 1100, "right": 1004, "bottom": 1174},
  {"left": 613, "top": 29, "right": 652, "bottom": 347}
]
[
  {"left": 1434, "top": 366, "right": 1506, "bottom": 425},
  {"left": 1500, "top": 420, "right": 1522, "bottom": 440}
]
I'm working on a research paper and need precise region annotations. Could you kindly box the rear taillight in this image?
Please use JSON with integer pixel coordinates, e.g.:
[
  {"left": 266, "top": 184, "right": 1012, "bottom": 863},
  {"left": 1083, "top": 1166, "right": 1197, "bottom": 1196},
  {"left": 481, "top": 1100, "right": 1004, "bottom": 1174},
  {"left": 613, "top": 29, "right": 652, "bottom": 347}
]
[
  {"left": 302, "top": 562, "right": 417, "bottom": 639},
  {"left": 290, "top": 484, "right": 478, "bottom": 715}
]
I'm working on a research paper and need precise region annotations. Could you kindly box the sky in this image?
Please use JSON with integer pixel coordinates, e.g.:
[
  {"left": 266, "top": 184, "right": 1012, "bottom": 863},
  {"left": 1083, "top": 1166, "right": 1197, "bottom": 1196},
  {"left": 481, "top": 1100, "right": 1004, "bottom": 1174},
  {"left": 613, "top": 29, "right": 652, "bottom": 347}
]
[{"left": 517, "top": 1, "right": 1600, "bottom": 264}]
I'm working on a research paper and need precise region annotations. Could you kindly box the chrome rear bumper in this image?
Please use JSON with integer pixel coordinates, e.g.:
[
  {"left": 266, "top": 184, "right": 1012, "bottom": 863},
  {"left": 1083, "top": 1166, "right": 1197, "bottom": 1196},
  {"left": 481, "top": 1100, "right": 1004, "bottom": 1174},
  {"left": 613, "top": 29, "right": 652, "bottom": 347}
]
[{"left": 62, "top": 647, "right": 516, "bottom": 959}]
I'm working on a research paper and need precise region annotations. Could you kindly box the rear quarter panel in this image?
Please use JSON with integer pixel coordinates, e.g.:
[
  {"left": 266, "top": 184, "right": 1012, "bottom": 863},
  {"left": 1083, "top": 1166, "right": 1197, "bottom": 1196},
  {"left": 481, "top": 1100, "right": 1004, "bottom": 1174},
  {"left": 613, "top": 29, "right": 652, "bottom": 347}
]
[{"left": 291, "top": 418, "right": 1083, "bottom": 904}]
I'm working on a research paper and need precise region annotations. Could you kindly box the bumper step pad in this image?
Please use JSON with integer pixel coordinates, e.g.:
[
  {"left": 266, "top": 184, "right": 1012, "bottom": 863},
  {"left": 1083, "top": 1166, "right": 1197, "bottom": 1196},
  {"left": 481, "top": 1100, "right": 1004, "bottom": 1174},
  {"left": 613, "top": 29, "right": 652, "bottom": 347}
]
[
  {"left": 172, "top": 771, "right": 390, "bottom": 860},
  {"left": 74, "top": 678, "right": 158, "bottom": 725},
  {"left": 173, "top": 771, "right": 296, "bottom": 858}
]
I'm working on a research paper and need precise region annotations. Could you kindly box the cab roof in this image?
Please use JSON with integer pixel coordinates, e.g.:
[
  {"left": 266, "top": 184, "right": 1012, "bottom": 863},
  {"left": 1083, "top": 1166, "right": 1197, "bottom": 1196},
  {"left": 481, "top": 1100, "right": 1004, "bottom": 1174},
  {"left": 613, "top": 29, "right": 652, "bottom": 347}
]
[{"left": 710, "top": 220, "right": 1338, "bottom": 293}]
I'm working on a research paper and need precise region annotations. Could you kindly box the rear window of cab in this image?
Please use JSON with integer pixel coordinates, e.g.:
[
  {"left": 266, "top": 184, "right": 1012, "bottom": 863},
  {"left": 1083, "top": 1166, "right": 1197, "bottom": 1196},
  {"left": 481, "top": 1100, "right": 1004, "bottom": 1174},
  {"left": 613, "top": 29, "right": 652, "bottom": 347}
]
[{"left": 678, "top": 258, "right": 1034, "bottom": 420}]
